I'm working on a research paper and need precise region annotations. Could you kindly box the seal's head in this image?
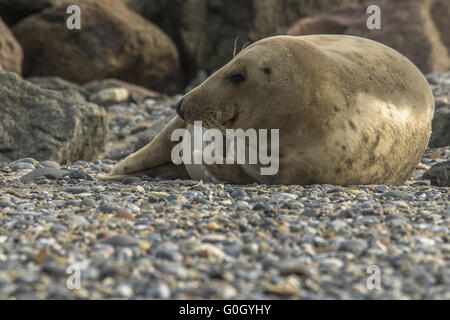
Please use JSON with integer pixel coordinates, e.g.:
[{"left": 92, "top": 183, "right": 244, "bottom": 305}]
[{"left": 176, "top": 36, "right": 331, "bottom": 131}]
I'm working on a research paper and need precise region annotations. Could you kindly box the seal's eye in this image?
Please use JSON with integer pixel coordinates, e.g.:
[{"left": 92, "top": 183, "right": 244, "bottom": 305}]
[{"left": 228, "top": 73, "right": 246, "bottom": 85}]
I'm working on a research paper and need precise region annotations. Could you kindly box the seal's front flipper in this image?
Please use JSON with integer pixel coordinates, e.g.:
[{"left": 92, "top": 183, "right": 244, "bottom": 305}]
[{"left": 101, "top": 116, "right": 188, "bottom": 179}]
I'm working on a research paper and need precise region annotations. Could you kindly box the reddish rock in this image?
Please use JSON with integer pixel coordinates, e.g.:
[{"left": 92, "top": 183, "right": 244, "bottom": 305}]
[
  {"left": 114, "top": 210, "right": 135, "bottom": 221},
  {"left": 286, "top": 4, "right": 366, "bottom": 35},
  {"left": 287, "top": 0, "right": 450, "bottom": 75}
]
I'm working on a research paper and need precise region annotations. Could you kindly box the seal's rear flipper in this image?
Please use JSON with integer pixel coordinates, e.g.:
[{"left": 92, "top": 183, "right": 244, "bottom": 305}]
[
  {"left": 96, "top": 173, "right": 129, "bottom": 181},
  {"left": 97, "top": 163, "right": 190, "bottom": 181}
]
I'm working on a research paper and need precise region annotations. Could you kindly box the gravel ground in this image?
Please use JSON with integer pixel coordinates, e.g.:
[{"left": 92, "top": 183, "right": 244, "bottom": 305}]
[{"left": 0, "top": 74, "right": 449, "bottom": 300}]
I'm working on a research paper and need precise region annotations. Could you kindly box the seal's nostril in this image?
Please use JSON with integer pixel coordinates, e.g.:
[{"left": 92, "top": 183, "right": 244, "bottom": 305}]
[{"left": 175, "top": 99, "right": 184, "bottom": 120}]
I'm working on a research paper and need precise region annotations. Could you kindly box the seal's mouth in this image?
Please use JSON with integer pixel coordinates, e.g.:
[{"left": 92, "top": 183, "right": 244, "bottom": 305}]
[{"left": 222, "top": 113, "right": 238, "bottom": 128}]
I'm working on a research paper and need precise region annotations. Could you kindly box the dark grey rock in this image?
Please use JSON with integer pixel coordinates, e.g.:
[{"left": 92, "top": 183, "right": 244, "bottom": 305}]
[
  {"left": 429, "top": 101, "right": 450, "bottom": 147},
  {"left": 154, "top": 242, "right": 183, "bottom": 261},
  {"left": 132, "top": 117, "right": 173, "bottom": 153},
  {"left": 0, "top": 71, "right": 108, "bottom": 162},
  {"left": 37, "top": 160, "right": 60, "bottom": 169},
  {"left": 230, "top": 188, "right": 246, "bottom": 199},
  {"left": 99, "top": 204, "right": 121, "bottom": 213},
  {"left": 285, "top": 200, "right": 303, "bottom": 209},
  {"left": 122, "top": 177, "right": 141, "bottom": 185},
  {"left": 26, "top": 76, "right": 88, "bottom": 97},
  {"left": 422, "top": 161, "right": 450, "bottom": 187},
  {"left": 40, "top": 261, "right": 67, "bottom": 277},
  {"left": 382, "top": 190, "right": 411, "bottom": 200},
  {"left": 100, "top": 235, "right": 138, "bottom": 247},
  {"left": 0, "top": 200, "right": 14, "bottom": 208},
  {"left": 64, "top": 187, "right": 90, "bottom": 194},
  {"left": 302, "top": 209, "right": 320, "bottom": 217},
  {"left": 9, "top": 162, "right": 34, "bottom": 171},
  {"left": 69, "top": 170, "right": 93, "bottom": 181},
  {"left": 147, "top": 195, "right": 160, "bottom": 203},
  {"left": 146, "top": 281, "right": 171, "bottom": 299},
  {"left": 339, "top": 239, "right": 367, "bottom": 254},
  {"left": 21, "top": 167, "right": 69, "bottom": 182},
  {"left": 81, "top": 198, "right": 96, "bottom": 208},
  {"left": 49, "top": 224, "right": 68, "bottom": 233}
]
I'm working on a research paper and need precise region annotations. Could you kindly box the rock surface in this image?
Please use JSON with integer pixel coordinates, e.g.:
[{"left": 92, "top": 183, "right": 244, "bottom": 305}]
[
  {"left": 28, "top": 76, "right": 162, "bottom": 104},
  {"left": 429, "top": 96, "right": 450, "bottom": 148},
  {"left": 0, "top": 18, "right": 23, "bottom": 75},
  {"left": 122, "top": 0, "right": 363, "bottom": 80},
  {"left": 0, "top": 71, "right": 108, "bottom": 162},
  {"left": 12, "top": 0, "right": 182, "bottom": 93},
  {"left": 83, "top": 79, "right": 161, "bottom": 104},
  {"left": 20, "top": 167, "right": 69, "bottom": 182},
  {"left": 286, "top": 3, "right": 367, "bottom": 35},
  {"left": 89, "top": 88, "right": 130, "bottom": 106},
  {"left": 428, "top": 73, "right": 450, "bottom": 149},
  {"left": 422, "top": 160, "right": 450, "bottom": 187},
  {"left": 0, "top": 0, "right": 65, "bottom": 25},
  {"left": 100, "top": 96, "right": 176, "bottom": 161},
  {"left": 27, "top": 76, "right": 89, "bottom": 96},
  {"left": 287, "top": 0, "right": 450, "bottom": 75}
]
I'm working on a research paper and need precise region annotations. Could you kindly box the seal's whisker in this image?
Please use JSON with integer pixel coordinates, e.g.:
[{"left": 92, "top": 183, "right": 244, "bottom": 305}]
[
  {"left": 241, "top": 41, "right": 250, "bottom": 52},
  {"left": 210, "top": 118, "right": 228, "bottom": 135},
  {"left": 233, "top": 36, "right": 239, "bottom": 58},
  {"left": 199, "top": 116, "right": 257, "bottom": 156},
  {"left": 204, "top": 119, "right": 215, "bottom": 130}
]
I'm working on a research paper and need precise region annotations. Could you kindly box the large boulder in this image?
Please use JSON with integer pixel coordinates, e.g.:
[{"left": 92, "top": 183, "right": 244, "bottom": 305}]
[
  {"left": 12, "top": 0, "right": 182, "bottom": 93},
  {"left": 0, "top": 18, "right": 23, "bottom": 74},
  {"left": 122, "top": 0, "right": 363, "bottom": 80},
  {"left": 286, "top": 0, "right": 450, "bottom": 75},
  {"left": 0, "top": 71, "right": 108, "bottom": 162}
]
